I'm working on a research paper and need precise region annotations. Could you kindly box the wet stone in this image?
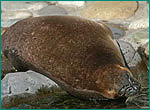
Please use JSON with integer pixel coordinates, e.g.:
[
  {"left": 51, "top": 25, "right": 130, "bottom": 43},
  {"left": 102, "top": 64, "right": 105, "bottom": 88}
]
[{"left": 36, "top": 5, "right": 68, "bottom": 16}]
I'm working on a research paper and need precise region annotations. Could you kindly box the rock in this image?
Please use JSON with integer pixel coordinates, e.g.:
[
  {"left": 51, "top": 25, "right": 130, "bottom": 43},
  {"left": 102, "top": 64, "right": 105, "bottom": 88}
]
[
  {"left": 1, "top": 1, "right": 48, "bottom": 11},
  {"left": 117, "top": 40, "right": 142, "bottom": 67},
  {"left": 57, "top": 1, "right": 85, "bottom": 7},
  {"left": 81, "top": 1, "right": 137, "bottom": 20},
  {"left": 1, "top": 70, "right": 58, "bottom": 98},
  {"left": 1, "top": 11, "right": 32, "bottom": 20},
  {"left": 120, "top": 28, "right": 149, "bottom": 50},
  {"left": 36, "top": 6, "right": 68, "bottom": 16},
  {"left": 128, "top": 52, "right": 142, "bottom": 67},
  {"left": 117, "top": 40, "right": 136, "bottom": 64},
  {"left": 128, "top": 1, "right": 149, "bottom": 29}
]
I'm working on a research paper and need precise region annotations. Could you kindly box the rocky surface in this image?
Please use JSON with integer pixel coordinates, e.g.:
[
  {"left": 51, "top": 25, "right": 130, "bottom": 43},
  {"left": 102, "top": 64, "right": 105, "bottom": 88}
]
[
  {"left": 1, "top": 70, "right": 58, "bottom": 99},
  {"left": 117, "top": 40, "right": 142, "bottom": 67},
  {"left": 1, "top": 1, "right": 149, "bottom": 109},
  {"left": 81, "top": 1, "right": 138, "bottom": 20}
]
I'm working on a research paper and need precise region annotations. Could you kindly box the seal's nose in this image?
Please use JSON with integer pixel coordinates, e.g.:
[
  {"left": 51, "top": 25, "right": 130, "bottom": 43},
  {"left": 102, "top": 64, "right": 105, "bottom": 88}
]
[{"left": 118, "top": 74, "right": 141, "bottom": 97}]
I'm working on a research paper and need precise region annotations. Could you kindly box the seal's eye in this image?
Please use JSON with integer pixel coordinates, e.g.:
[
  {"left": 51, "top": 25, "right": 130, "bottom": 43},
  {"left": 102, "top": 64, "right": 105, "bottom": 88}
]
[{"left": 108, "top": 88, "right": 113, "bottom": 91}]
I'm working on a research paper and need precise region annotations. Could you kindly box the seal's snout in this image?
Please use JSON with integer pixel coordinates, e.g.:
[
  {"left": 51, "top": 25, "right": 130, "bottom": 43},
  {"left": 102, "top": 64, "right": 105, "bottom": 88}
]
[{"left": 118, "top": 74, "right": 141, "bottom": 97}]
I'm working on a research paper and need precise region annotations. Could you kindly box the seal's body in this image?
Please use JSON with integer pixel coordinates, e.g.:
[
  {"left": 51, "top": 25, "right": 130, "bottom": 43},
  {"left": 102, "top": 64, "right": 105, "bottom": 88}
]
[{"left": 1, "top": 16, "right": 140, "bottom": 100}]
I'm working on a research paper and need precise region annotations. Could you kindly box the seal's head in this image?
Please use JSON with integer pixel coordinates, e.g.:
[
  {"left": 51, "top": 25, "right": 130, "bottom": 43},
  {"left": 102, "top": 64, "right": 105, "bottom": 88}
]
[{"left": 95, "top": 64, "right": 140, "bottom": 99}]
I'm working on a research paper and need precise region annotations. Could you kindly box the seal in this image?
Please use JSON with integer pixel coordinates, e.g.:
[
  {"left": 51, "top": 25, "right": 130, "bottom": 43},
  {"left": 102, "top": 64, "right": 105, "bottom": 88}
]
[{"left": 1, "top": 16, "right": 140, "bottom": 100}]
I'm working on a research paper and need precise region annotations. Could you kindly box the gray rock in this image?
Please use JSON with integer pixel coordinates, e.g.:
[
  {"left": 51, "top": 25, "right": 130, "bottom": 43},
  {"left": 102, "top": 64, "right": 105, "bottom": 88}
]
[
  {"left": 117, "top": 40, "right": 136, "bottom": 64},
  {"left": 36, "top": 5, "right": 68, "bottom": 16},
  {"left": 1, "top": 70, "right": 58, "bottom": 98},
  {"left": 117, "top": 40, "right": 142, "bottom": 67},
  {"left": 128, "top": 52, "right": 142, "bottom": 67}
]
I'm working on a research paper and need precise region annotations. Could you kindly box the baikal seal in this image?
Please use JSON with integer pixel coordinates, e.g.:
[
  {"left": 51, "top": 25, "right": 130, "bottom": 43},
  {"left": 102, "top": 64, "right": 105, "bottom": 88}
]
[{"left": 1, "top": 16, "right": 140, "bottom": 100}]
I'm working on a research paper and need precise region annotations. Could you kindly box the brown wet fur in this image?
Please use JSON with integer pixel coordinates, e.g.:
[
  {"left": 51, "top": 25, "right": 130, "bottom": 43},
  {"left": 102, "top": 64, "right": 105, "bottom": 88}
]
[{"left": 1, "top": 16, "right": 131, "bottom": 99}]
